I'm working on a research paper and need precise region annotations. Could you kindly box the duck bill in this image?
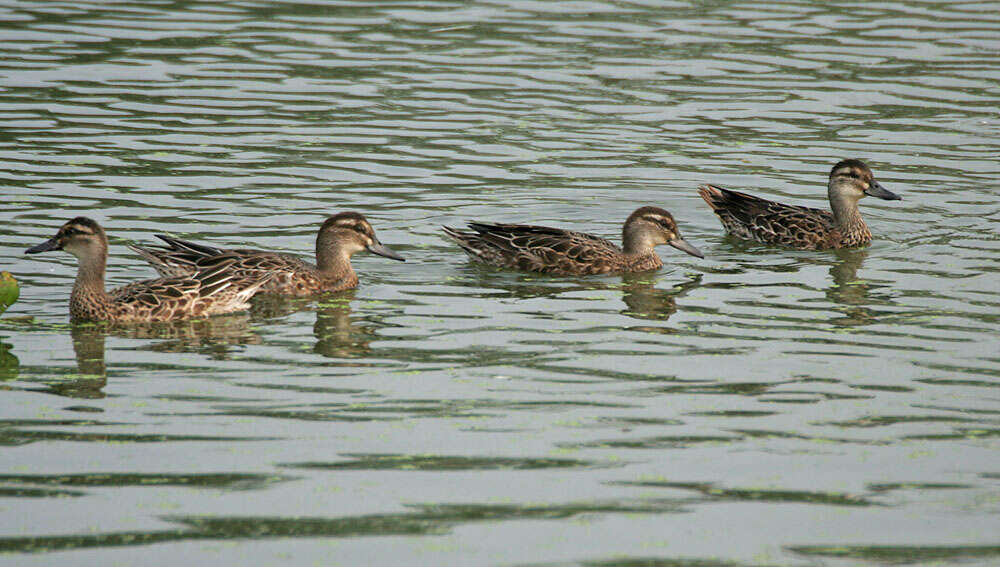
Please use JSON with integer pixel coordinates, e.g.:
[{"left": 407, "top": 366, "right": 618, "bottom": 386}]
[
  {"left": 669, "top": 238, "right": 704, "bottom": 259},
  {"left": 865, "top": 180, "right": 901, "bottom": 200},
  {"left": 25, "top": 237, "right": 62, "bottom": 254},
  {"left": 367, "top": 241, "right": 405, "bottom": 261}
]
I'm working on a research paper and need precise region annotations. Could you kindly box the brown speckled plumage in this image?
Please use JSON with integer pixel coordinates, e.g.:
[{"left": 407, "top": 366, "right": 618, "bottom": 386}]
[
  {"left": 129, "top": 212, "right": 405, "bottom": 296},
  {"left": 442, "top": 206, "right": 704, "bottom": 276},
  {"left": 699, "top": 159, "right": 901, "bottom": 250},
  {"left": 25, "top": 217, "right": 273, "bottom": 322}
]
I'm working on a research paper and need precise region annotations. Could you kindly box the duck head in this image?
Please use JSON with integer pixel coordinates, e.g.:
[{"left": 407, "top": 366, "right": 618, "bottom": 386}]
[
  {"left": 317, "top": 212, "right": 405, "bottom": 263},
  {"left": 25, "top": 217, "right": 108, "bottom": 261},
  {"left": 623, "top": 206, "right": 704, "bottom": 258},
  {"left": 829, "top": 159, "right": 901, "bottom": 202}
]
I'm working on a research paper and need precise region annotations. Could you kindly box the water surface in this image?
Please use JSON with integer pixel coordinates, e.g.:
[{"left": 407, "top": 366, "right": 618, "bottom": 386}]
[{"left": 1, "top": 1, "right": 999, "bottom": 565}]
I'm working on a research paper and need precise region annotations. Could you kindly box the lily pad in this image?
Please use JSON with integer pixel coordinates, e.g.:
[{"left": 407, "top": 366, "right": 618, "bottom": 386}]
[{"left": 0, "top": 272, "right": 18, "bottom": 315}]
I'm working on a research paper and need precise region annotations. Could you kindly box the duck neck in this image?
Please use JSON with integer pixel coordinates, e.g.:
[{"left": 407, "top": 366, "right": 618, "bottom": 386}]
[
  {"left": 315, "top": 235, "right": 356, "bottom": 280},
  {"left": 316, "top": 251, "right": 354, "bottom": 279},
  {"left": 70, "top": 248, "right": 113, "bottom": 314},
  {"left": 829, "top": 189, "right": 867, "bottom": 234},
  {"left": 621, "top": 228, "right": 655, "bottom": 257}
]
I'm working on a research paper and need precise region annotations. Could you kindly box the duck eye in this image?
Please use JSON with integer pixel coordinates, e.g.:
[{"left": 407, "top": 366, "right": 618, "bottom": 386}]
[{"left": 652, "top": 218, "right": 673, "bottom": 229}]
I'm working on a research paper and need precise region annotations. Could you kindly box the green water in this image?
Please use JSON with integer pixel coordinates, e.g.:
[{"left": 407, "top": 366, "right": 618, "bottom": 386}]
[{"left": 1, "top": 1, "right": 998, "bottom": 565}]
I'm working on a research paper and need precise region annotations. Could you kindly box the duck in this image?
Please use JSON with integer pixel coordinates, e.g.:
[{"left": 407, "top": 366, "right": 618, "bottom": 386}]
[
  {"left": 442, "top": 206, "right": 703, "bottom": 275},
  {"left": 698, "top": 159, "right": 901, "bottom": 249},
  {"left": 129, "top": 212, "right": 405, "bottom": 296},
  {"left": 24, "top": 217, "right": 273, "bottom": 322}
]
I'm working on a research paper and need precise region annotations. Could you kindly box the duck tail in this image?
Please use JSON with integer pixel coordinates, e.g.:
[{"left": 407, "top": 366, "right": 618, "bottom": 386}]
[
  {"left": 698, "top": 184, "right": 733, "bottom": 211},
  {"left": 442, "top": 226, "right": 487, "bottom": 259}
]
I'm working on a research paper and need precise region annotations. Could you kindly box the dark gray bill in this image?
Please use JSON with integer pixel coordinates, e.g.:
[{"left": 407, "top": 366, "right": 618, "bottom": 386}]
[
  {"left": 669, "top": 238, "right": 704, "bottom": 259},
  {"left": 367, "top": 240, "right": 405, "bottom": 261},
  {"left": 865, "top": 180, "right": 901, "bottom": 200},
  {"left": 25, "top": 237, "right": 61, "bottom": 254}
]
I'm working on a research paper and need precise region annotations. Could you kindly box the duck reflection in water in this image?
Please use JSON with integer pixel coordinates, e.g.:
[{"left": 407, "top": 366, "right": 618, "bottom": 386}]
[
  {"left": 826, "top": 248, "right": 877, "bottom": 326},
  {"left": 313, "top": 298, "right": 376, "bottom": 359},
  {"left": 0, "top": 328, "right": 102, "bottom": 398},
  {"left": 116, "top": 313, "right": 261, "bottom": 359},
  {"left": 620, "top": 273, "right": 702, "bottom": 321},
  {"left": 250, "top": 292, "right": 376, "bottom": 359},
  {"left": 59, "top": 314, "right": 261, "bottom": 399},
  {"left": 461, "top": 265, "right": 702, "bottom": 323}
]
